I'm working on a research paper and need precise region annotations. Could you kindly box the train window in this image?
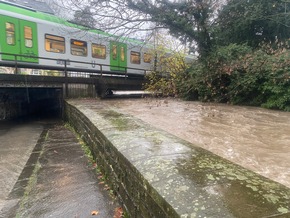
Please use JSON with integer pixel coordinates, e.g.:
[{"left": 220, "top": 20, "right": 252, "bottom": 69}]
[
  {"left": 120, "top": 46, "right": 125, "bottom": 62},
  {"left": 6, "top": 22, "right": 15, "bottom": 45},
  {"left": 112, "top": 45, "right": 117, "bottom": 60},
  {"left": 24, "top": 26, "right": 33, "bottom": 48},
  {"left": 92, "top": 44, "right": 106, "bottom": 59},
  {"left": 143, "top": 53, "right": 152, "bottom": 63},
  {"left": 130, "top": 51, "right": 141, "bottom": 64},
  {"left": 45, "top": 34, "right": 65, "bottom": 53},
  {"left": 71, "top": 39, "right": 87, "bottom": 56}
]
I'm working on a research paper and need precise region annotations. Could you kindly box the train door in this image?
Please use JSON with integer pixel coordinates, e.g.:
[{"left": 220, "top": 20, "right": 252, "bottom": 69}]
[
  {"left": 19, "top": 19, "right": 38, "bottom": 63},
  {"left": 110, "top": 41, "right": 127, "bottom": 72},
  {"left": 0, "top": 15, "right": 38, "bottom": 63}
]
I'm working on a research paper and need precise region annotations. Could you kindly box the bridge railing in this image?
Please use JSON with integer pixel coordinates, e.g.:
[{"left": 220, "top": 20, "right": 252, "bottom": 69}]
[
  {"left": 0, "top": 52, "right": 150, "bottom": 98},
  {"left": 0, "top": 52, "right": 151, "bottom": 78}
]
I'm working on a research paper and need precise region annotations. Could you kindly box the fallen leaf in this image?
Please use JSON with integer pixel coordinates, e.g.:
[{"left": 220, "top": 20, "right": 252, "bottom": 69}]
[
  {"left": 98, "top": 181, "right": 105, "bottom": 185},
  {"left": 91, "top": 163, "right": 97, "bottom": 169},
  {"left": 113, "top": 207, "right": 123, "bottom": 218},
  {"left": 91, "top": 210, "right": 99, "bottom": 216},
  {"left": 103, "top": 185, "right": 110, "bottom": 190}
]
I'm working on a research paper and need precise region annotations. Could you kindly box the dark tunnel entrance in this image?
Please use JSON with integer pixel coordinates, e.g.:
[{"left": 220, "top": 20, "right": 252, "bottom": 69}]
[{"left": 0, "top": 88, "right": 63, "bottom": 120}]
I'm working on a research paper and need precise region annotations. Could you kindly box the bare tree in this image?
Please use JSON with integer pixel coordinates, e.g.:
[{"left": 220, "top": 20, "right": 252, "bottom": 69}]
[{"left": 44, "top": 0, "right": 225, "bottom": 58}]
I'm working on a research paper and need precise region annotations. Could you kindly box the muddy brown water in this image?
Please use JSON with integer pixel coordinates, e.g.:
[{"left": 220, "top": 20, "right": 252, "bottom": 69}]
[{"left": 103, "top": 98, "right": 290, "bottom": 188}]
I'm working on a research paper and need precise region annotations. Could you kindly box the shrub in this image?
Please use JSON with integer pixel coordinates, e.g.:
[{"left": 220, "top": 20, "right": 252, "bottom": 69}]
[
  {"left": 145, "top": 42, "right": 290, "bottom": 111},
  {"left": 180, "top": 43, "right": 290, "bottom": 111},
  {"left": 144, "top": 51, "right": 190, "bottom": 97}
]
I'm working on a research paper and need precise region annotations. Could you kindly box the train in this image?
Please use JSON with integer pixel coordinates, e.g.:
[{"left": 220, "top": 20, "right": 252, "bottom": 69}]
[{"left": 0, "top": 0, "right": 158, "bottom": 76}]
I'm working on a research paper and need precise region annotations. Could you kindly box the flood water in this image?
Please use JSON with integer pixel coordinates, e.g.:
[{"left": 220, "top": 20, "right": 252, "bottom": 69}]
[
  {"left": 0, "top": 120, "right": 44, "bottom": 212},
  {"left": 104, "top": 98, "right": 290, "bottom": 188}
]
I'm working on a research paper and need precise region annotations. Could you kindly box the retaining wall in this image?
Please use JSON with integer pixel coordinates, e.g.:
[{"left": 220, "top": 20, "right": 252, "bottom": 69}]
[{"left": 64, "top": 99, "right": 290, "bottom": 218}]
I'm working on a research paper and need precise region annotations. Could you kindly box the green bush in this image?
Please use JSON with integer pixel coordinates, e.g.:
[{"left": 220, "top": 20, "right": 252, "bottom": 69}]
[
  {"left": 145, "top": 42, "right": 290, "bottom": 111},
  {"left": 144, "top": 51, "right": 190, "bottom": 97},
  {"left": 178, "top": 44, "right": 252, "bottom": 102},
  {"left": 178, "top": 43, "right": 290, "bottom": 111}
]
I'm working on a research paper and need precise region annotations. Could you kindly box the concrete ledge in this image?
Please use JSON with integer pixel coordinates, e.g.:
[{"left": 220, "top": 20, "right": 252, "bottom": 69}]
[{"left": 65, "top": 99, "right": 290, "bottom": 218}]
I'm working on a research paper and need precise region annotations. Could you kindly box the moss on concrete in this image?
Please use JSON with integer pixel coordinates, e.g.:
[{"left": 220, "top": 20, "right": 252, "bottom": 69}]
[{"left": 65, "top": 99, "right": 290, "bottom": 218}]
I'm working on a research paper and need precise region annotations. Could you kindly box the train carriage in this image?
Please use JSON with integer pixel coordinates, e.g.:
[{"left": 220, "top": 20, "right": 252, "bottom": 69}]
[{"left": 0, "top": 0, "right": 153, "bottom": 76}]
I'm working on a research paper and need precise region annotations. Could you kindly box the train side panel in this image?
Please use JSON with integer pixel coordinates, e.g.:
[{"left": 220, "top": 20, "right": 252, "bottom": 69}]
[
  {"left": 37, "top": 23, "right": 149, "bottom": 74},
  {"left": 37, "top": 23, "right": 112, "bottom": 73},
  {"left": 0, "top": 3, "right": 153, "bottom": 75},
  {"left": 127, "top": 45, "right": 153, "bottom": 75},
  {"left": 0, "top": 14, "right": 39, "bottom": 63}
]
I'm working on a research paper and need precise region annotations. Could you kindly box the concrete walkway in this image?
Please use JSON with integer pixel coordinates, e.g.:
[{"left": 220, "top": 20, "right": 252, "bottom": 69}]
[{"left": 0, "top": 121, "right": 118, "bottom": 218}]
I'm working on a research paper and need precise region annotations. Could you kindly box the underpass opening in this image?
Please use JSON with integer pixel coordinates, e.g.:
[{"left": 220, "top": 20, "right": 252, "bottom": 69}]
[{"left": 0, "top": 87, "right": 63, "bottom": 120}]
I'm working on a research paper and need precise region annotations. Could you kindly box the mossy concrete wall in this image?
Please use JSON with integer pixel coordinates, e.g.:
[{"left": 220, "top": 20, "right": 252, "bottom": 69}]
[{"left": 64, "top": 99, "right": 290, "bottom": 218}]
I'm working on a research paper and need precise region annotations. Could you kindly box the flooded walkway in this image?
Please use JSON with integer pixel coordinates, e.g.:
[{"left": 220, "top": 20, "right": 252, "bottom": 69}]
[
  {"left": 103, "top": 98, "right": 290, "bottom": 188},
  {"left": 0, "top": 120, "right": 43, "bottom": 214},
  {"left": 0, "top": 120, "right": 118, "bottom": 218},
  {"left": 15, "top": 124, "right": 117, "bottom": 218}
]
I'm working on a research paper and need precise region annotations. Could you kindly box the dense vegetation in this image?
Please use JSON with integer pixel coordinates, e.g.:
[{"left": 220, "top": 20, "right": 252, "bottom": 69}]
[{"left": 141, "top": 0, "right": 290, "bottom": 111}]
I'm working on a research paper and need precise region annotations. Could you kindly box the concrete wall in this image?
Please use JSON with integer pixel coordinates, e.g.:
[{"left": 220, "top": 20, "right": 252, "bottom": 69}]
[
  {"left": 64, "top": 103, "right": 176, "bottom": 217},
  {"left": 65, "top": 84, "right": 96, "bottom": 99},
  {"left": 64, "top": 100, "right": 290, "bottom": 218}
]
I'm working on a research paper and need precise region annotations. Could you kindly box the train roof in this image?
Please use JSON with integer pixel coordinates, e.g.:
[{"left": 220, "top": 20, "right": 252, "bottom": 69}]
[
  {"left": 0, "top": 0, "right": 147, "bottom": 46},
  {"left": 0, "top": 1, "right": 110, "bottom": 36},
  {"left": 2, "top": 0, "right": 54, "bottom": 14}
]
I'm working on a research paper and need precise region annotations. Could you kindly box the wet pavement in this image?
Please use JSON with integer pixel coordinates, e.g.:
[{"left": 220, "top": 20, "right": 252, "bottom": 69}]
[{"left": 0, "top": 120, "right": 118, "bottom": 218}]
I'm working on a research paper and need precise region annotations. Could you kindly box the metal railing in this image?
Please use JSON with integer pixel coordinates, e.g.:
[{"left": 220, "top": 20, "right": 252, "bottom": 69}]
[
  {"left": 0, "top": 52, "right": 150, "bottom": 78},
  {"left": 0, "top": 52, "right": 149, "bottom": 98}
]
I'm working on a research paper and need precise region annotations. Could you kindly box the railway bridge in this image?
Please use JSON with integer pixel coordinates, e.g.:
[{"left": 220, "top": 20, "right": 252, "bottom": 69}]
[
  {"left": 0, "top": 70, "right": 145, "bottom": 97},
  {"left": 0, "top": 54, "right": 147, "bottom": 120},
  {"left": 0, "top": 53, "right": 147, "bottom": 97}
]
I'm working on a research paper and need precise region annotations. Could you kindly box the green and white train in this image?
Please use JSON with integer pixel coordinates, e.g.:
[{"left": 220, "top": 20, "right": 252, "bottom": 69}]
[{"left": 0, "top": 0, "right": 154, "bottom": 75}]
